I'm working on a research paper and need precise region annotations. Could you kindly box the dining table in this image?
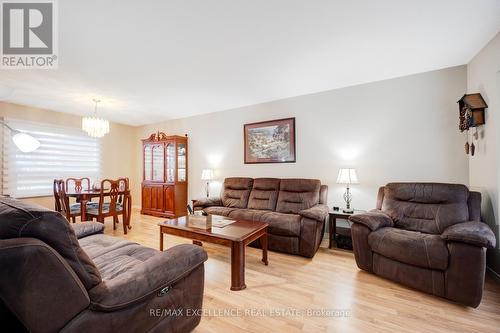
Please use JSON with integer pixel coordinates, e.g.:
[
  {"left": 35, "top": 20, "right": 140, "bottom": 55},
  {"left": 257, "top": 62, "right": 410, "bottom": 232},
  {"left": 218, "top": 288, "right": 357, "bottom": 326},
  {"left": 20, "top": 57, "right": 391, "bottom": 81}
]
[{"left": 66, "top": 188, "right": 131, "bottom": 226}]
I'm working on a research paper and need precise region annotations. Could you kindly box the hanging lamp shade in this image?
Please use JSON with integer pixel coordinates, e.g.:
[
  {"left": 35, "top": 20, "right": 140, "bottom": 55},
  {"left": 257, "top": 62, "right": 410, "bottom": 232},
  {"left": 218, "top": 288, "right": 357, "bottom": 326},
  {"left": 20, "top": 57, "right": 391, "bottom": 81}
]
[
  {"left": 82, "top": 99, "right": 110, "bottom": 138},
  {"left": 82, "top": 116, "right": 109, "bottom": 138}
]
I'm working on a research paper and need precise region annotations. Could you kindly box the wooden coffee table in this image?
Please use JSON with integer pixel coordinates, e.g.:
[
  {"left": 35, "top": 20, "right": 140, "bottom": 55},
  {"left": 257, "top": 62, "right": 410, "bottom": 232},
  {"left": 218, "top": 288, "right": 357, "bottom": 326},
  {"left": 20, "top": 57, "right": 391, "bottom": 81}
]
[{"left": 158, "top": 216, "right": 268, "bottom": 291}]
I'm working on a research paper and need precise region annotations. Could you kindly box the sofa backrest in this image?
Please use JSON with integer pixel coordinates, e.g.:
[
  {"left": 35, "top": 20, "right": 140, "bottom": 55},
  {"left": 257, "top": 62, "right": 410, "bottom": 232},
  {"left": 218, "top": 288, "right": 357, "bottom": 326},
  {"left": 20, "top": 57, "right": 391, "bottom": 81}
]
[
  {"left": 0, "top": 197, "right": 101, "bottom": 290},
  {"left": 319, "top": 185, "right": 328, "bottom": 205},
  {"left": 221, "top": 178, "right": 254, "bottom": 208},
  {"left": 275, "top": 179, "right": 321, "bottom": 214},
  {"left": 247, "top": 178, "right": 281, "bottom": 211},
  {"left": 379, "top": 183, "right": 473, "bottom": 234}
]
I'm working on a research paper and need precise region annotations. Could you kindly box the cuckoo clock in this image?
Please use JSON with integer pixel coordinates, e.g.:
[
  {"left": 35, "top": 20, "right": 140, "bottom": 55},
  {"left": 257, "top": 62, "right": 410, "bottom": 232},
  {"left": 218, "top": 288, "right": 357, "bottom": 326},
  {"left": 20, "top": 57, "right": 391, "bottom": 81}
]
[{"left": 458, "top": 93, "right": 488, "bottom": 156}]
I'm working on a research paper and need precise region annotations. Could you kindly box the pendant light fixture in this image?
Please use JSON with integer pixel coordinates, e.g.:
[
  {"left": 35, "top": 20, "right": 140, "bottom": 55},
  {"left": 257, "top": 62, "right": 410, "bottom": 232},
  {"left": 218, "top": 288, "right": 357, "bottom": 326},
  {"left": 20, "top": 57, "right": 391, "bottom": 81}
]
[{"left": 82, "top": 98, "right": 110, "bottom": 138}]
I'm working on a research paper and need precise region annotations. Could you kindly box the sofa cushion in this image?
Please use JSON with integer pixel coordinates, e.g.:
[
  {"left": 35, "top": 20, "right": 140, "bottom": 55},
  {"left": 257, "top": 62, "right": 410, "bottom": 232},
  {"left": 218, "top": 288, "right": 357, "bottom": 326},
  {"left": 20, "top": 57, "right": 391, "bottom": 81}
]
[
  {"left": 72, "top": 221, "right": 105, "bottom": 239},
  {"left": 247, "top": 178, "right": 281, "bottom": 211},
  {"left": 276, "top": 179, "right": 321, "bottom": 214},
  {"left": 368, "top": 227, "right": 449, "bottom": 270},
  {"left": 261, "top": 212, "right": 301, "bottom": 237},
  {"left": 221, "top": 177, "right": 254, "bottom": 208},
  {"left": 381, "top": 183, "right": 470, "bottom": 234},
  {"left": 204, "top": 206, "right": 237, "bottom": 216},
  {"left": 228, "top": 209, "right": 270, "bottom": 222},
  {"left": 349, "top": 210, "right": 394, "bottom": 231},
  {"left": 441, "top": 221, "right": 496, "bottom": 248},
  {"left": 319, "top": 185, "right": 328, "bottom": 205},
  {"left": 79, "top": 234, "right": 157, "bottom": 280},
  {"left": 268, "top": 234, "right": 299, "bottom": 255},
  {"left": 0, "top": 197, "right": 101, "bottom": 290}
]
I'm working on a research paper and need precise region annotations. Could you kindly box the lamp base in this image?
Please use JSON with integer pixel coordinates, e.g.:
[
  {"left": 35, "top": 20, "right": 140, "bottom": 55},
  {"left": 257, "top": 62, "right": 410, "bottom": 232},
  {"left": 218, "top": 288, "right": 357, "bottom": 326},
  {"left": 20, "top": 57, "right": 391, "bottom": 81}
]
[{"left": 343, "top": 208, "right": 354, "bottom": 214}]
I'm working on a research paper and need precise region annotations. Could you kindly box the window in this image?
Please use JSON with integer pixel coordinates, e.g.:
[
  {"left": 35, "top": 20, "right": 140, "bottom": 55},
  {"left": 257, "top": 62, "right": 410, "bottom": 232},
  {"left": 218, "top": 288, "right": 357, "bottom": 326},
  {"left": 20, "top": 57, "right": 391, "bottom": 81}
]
[{"left": 2, "top": 119, "right": 101, "bottom": 198}]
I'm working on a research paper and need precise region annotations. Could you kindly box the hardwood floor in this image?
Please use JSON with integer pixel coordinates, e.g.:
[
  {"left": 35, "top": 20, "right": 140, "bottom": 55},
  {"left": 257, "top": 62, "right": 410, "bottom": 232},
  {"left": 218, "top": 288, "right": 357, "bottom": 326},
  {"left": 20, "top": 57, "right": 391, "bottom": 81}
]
[{"left": 104, "top": 210, "right": 500, "bottom": 333}]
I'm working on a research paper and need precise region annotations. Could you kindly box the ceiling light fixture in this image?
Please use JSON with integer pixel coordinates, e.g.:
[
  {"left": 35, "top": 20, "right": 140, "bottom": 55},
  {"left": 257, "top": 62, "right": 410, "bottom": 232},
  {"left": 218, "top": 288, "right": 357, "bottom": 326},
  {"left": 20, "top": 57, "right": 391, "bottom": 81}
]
[{"left": 82, "top": 98, "right": 110, "bottom": 138}]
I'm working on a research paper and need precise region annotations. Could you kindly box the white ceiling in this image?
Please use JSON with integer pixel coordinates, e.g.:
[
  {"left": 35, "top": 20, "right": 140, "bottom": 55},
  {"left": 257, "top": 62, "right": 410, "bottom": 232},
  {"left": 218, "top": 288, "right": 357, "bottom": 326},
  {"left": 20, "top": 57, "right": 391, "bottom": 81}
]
[{"left": 1, "top": 0, "right": 499, "bottom": 126}]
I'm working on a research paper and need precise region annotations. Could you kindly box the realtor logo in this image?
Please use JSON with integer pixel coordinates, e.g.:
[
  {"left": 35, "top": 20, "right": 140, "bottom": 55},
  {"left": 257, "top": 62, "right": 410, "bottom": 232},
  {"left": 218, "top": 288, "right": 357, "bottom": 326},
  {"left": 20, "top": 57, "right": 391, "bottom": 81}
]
[{"left": 1, "top": 0, "right": 58, "bottom": 68}]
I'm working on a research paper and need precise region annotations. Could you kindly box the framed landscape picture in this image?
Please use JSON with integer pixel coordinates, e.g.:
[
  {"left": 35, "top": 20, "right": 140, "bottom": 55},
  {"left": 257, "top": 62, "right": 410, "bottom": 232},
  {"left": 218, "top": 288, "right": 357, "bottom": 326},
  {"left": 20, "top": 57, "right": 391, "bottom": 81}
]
[{"left": 244, "top": 117, "right": 296, "bottom": 164}]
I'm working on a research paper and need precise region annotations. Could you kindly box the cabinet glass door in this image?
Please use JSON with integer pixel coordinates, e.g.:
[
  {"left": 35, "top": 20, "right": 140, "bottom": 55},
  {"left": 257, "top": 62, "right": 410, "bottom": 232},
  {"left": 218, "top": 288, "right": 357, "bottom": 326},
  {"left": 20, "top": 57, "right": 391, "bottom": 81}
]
[
  {"left": 166, "top": 142, "right": 175, "bottom": 182},
  {"left": 152, "top": 144, "right": 164, "bottom": 181},
  {"left": 144, "top": 145, "right": 152, "bottom": 181},
  {"left": 177, "top": 143, "right": 186, "bottom": 182}
]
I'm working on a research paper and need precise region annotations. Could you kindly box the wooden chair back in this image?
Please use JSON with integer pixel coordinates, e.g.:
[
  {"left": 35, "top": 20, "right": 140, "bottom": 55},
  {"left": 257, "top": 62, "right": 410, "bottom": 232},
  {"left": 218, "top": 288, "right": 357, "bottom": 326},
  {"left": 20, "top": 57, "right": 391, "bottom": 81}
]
[
  {"left": 53, "top": 179, "right": 63, "bottom": 212},
  {"left": 97, "top": 178, "right": 129, "bottom": 215},
  {"left": 55, "top": 180, "right": 71, "bottom": 220},
  {"left": 65, "top": 177, "right": 91, "bottom": 192},
  {"left": 118, "top": 177, "right": 130, "bottom": 205}
]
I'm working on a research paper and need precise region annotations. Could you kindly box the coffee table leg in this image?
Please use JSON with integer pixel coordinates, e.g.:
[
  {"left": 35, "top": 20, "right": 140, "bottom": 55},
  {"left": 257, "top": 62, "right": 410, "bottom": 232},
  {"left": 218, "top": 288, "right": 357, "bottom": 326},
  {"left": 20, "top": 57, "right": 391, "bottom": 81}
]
[
  {"left": 160, "top": 232, "right": 164, "bottom": 251},
  {"left": 230, "top": 241, "right": 246, "bottom": 291},
  {"left": 261, "top": 233, "right": 268, "bottom": 265}
]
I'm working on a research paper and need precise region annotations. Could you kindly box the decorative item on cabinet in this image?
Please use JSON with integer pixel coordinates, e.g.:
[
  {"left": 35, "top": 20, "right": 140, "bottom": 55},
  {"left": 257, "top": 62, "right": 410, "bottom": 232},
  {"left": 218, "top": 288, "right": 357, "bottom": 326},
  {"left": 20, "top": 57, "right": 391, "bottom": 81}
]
[
  {"left": 458, "top": 93, "right": 488, "bottom": 156},
  {"left": 141, "top": 132, "right": 188, "bottom": 218}
]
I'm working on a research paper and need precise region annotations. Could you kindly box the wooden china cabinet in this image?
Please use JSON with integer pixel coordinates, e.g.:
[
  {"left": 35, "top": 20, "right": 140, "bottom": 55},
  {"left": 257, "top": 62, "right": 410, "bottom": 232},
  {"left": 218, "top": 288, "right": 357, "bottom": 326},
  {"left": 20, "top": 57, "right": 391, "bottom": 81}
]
[{"left": 141, "top": 132, "right": 188, "bottom": 218}]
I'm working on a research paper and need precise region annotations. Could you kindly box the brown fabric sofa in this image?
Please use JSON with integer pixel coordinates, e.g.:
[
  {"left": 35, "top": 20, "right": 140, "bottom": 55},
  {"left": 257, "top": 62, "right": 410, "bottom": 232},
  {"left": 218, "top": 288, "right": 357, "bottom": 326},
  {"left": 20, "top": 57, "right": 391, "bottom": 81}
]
[
  {"left": 193, "top": 177, "right": 329, "bottom": 258},
  {"left": 0, "top": 197, "right": 207, "bottom": 333},
  {"left": 349, "top": 183, "right": 496, "bottom": 307}
]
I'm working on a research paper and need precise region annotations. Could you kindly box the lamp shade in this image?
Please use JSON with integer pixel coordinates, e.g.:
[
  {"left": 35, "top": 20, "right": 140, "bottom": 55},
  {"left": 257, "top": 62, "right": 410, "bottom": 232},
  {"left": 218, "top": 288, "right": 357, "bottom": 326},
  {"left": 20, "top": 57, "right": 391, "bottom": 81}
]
[
  {"left": 12, "top": 132, "right": 41, "bottom": 153},
  {"left": 201, "top": 169, "right": 214, "bottom": 181},
  {"left": 336, "top": 168, "right": 358, "bottom": 184}
]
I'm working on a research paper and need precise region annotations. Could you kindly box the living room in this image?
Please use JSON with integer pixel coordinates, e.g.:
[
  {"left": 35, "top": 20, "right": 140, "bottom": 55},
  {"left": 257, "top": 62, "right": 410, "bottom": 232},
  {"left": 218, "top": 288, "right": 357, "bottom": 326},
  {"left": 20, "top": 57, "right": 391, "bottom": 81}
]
[{"left": 0, "top": 1, "right": 500, "bottom": 332}]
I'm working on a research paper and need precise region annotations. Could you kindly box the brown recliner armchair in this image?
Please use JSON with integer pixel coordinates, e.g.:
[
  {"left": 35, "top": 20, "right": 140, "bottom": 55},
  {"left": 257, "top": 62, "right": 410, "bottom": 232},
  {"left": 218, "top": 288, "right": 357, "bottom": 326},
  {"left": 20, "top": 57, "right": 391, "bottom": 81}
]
[
  {"left": 349, "top": 183, "right": 496, "bottom": 307},
  {"left": 0, "top": 197, "right": 207, "bottom": 332}
]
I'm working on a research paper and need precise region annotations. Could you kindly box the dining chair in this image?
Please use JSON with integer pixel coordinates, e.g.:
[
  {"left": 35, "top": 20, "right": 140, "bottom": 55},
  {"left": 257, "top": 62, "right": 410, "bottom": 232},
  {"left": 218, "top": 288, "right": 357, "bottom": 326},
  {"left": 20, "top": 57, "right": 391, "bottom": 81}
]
[
  {"left": 118, "top": 177, "right": 132, "bottom": 229},
  {"left": 65, "top": 177, "right": 95, "bottom": 204},
  {"left": 86, "top": 178, "right": 132, "bottom": 234},
  {"left": 53, "top": 179, "right": 63, "bottom": 212},
  {"left": 65, "top": 177, "right": 91, "bottom": 192},
  {"left": 55, "top": 180, "right": 81, "bottom": 223}
]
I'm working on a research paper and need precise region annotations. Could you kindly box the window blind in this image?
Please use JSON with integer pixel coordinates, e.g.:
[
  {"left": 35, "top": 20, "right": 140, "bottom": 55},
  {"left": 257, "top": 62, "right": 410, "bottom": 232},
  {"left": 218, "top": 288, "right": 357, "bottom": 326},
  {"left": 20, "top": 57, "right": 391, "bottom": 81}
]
[{"left": 2, "top": 118, "right": 101, "bottom": 198}]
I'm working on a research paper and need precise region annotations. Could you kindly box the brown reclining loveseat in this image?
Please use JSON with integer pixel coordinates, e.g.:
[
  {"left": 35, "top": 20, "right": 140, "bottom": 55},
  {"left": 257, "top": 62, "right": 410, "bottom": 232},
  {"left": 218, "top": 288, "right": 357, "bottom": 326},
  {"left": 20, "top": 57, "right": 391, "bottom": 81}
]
[{"left": 194, "top": 177, "right": 329, "bottom": 258}]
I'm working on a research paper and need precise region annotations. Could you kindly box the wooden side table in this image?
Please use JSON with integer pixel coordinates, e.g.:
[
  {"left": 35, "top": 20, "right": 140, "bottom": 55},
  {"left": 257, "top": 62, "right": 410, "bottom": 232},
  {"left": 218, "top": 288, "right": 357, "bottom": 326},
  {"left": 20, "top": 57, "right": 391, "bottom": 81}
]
[{"left": 328, "top": 210, "right": 364, "bottom": 249}]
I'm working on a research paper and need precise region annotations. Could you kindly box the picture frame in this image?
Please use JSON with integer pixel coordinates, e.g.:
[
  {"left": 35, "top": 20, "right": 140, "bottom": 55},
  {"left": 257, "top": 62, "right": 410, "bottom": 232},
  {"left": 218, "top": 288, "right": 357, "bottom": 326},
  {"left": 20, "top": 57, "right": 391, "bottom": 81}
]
[{"left": 244, "top": 117, "right": 296, "bottom": 164}]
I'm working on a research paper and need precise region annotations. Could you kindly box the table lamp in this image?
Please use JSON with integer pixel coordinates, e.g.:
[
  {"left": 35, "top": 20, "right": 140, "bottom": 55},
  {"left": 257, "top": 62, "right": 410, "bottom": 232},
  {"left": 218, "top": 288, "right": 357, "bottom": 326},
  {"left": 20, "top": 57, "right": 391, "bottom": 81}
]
[
  {"left": 201, "top": 169, "right": 214, "bottom": 197},
  {"left": 336, "top": 168, "right": 358, "bottom": 213}
]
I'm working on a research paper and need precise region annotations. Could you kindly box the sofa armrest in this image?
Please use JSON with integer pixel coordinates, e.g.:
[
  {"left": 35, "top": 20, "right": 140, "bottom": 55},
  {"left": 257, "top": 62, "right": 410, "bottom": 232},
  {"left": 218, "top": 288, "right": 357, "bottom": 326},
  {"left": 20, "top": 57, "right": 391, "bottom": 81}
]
[
  {"left": 89, "top": 244, "right": 208, "bottom": 311},
  {"left": 72, "top": 221, "right": 105, "bottom": 239},
  {"left": 299, "top": 204, "right": 329, "bottom": 222},
  {"left": 192, "top": 197, "right": 222, "bottom": 209},
  {"left": 349, "top": 210, "right": 394, "bottom": 231},
  {"left": 0, "top": 238, "right": 90, "bottom": 333},
  {"left": 441, "top": 221, "right": 496, "bottom": 248}
]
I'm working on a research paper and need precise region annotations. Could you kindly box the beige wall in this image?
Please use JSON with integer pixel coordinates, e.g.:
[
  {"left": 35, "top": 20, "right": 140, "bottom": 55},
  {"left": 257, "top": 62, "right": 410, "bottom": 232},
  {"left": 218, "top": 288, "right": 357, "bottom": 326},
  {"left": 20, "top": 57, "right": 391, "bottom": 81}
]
[
  {"left": 467, "top": 32, "right": 500, "bottom": 274},
  {"left": 135, "top": 66, "right": 469, "bottom": 211},
  {"left": 1, "top": 67, "right": 470, "bottom": 216},
  {"left": 0, "top": 102, "right": 138, "bottom": 209}
]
